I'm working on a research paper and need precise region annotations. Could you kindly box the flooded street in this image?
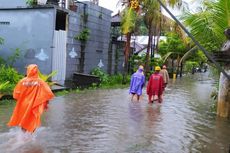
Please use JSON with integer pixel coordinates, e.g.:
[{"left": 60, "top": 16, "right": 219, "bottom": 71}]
[{"left": 0, "top": 74, "right": 230, "bottom": 153}]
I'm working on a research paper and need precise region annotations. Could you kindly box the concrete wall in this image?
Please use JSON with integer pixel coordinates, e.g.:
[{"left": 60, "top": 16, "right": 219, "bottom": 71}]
[
  {"left": 66, "top": 2, "right": 112, "bottom": 79},
  {"left": 111, "top": 43, "right": 125, "bottom": 74},
  {"left": 85, "top": 2, "right": 112, "bottom": 73},
  {"left": 65, "top": 11, "right": 81, "bottom": 80},
  {"left": 0, "top": 8, "right": 55, "bottom": 74},
  {"left": 0, "top": 0, "right": 26, "bottom": 8},
  {"left": 0, "top": 1, "right": 114, "bottom": 81}
]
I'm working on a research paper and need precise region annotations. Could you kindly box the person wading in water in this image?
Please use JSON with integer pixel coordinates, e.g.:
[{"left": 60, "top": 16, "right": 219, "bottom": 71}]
[
  {"left": 8, "top": 64, "right": 54, "bottom": 133},
  {"left": 129, "top": 65, "right": 145, "bottom": 102},
  {"left": 147, "top": 66, "right": 164, "bottom": 103}
]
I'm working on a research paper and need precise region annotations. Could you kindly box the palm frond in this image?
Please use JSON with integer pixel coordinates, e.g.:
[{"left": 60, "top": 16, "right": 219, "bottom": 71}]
[
  {"left": 181, "top": 0, "right": 230, "bottom": 50},
  {"left": 161, "top": 52, "right": 174, "bottom": 63},
  {"left": 179, "top": 46, "right": 197, "bottom": 66},
  {"left": 213, "top": 0, "right": 230, "bottom": 35},
  {"left": 121, "top": 7, "right": 137, "bottom": 34}
]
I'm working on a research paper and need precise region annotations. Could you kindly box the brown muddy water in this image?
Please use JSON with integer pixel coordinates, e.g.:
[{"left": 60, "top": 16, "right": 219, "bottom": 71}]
[{"left": 0, "top": 73, "right": 230, "bottom": 153}]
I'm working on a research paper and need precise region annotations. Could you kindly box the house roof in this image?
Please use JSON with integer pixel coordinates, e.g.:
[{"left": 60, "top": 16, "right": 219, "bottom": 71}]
[
  {"left": 135, "top": 47, "right": 161, "bottom": 58},
  {"left": 0, "top": 4, "right": 69, "bottom": 13},
  {"left": 117, "top": 35, "right": 166, "bottom": 45},
  {"left": 130, "top": 41, "right": 144, "bottom": 53},
  {"left": 116, "top": 35, "right": 166, "bottom": 54},
  {"left": 111, "top": 13, "right": 121, "bottom": 26}
]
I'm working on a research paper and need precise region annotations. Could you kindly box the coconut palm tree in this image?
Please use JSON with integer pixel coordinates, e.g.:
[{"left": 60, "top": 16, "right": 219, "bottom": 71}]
[
  {"left": 118, "top": 0, "right": 139, "bottom": 83},
  {"left": 181, "top": 0, "right": 230, "bottom": 51},
  {"left": 181, "top": 0, "right": 230, "bottom": 117},
  {"left": 140, "top": 0, "right": 161, "bottom": 73},
  {"left": 118, "top": 0, "right": 184, "bottom": 77},
  {"left": 140, "top": 0, "right": 183, "bottom": 74}
]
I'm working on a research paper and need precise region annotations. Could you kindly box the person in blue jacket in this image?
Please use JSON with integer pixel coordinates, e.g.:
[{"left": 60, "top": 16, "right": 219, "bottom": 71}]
[{"left": 129, "top": 65, "right": 145, "bottom": 101}]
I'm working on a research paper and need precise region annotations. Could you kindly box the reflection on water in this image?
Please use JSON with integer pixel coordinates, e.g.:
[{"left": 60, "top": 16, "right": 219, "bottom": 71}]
[{"left": 0, "top": 74, "right": 230, "bottom": 153}]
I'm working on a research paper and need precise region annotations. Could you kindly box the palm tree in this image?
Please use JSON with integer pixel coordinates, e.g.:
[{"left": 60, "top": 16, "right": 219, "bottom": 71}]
[
  {"left": 140, "top": 0, "right": 182, "bottom": 74},
  {"left": 141, "top": 0, "right": 161, "bottom": 73},
  {"left": 181, "top": 0, "right": 230, "bottom": 51},
  {"left": 158, "top": 31, "right": 188, "bottom": 75},
  {"left": 181, "top": 0, "right": 230, "bottom": 117},
  {"left": 118, "top": 0, "right": 139, "bottom": 83},
  {"left": 121, "top": 6, "right": 137, "bottom": 69}
]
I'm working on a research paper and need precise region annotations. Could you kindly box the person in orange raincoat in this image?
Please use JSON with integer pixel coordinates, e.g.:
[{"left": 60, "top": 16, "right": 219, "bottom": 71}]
[{"left": 8, "top": 64, "right": 54, "bottom": 133}]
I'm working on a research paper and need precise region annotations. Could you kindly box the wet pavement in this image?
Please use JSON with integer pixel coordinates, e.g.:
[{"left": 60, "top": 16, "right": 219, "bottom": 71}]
[{"left": 0, "top": 73, "right": 230, "bottom": 153}]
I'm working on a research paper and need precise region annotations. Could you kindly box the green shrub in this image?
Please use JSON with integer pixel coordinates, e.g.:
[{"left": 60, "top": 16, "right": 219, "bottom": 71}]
[
  {"left": 90, "top": 67, "right": 109, "bottom": 84},
  {"left": 0, "top": 65, "right": 23, "bottom": 84},
  {"left": 0, "top": 65, "right": 23, "bottom": 94},
  {"left": 184, "top": 61, "right": 199, "bottom": 73},
  {"left": 0, "top": 81, "right": 9, "bottom": 93},
  {"left": 90, "top": 67, "right": 130, "bottom": 87}
]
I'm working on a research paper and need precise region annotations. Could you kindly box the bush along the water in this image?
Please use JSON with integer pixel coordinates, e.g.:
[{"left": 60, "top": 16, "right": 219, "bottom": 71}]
[
  {"left": 0, "top": 65, "right": 23, "bottom": 95},
  {"left": 90, "top": 67, "right": 130, "bottom": 88}
]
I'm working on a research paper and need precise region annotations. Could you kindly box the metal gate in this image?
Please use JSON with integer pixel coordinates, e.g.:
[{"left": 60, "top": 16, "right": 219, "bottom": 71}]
[{"left": 52, "top": 30, "right": 67, "bottom": 85}]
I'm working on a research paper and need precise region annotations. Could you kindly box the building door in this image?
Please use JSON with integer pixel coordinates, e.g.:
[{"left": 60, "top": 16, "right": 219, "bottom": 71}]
[{"left": 52, "top": 30, "right": 67, "bottom": 85}]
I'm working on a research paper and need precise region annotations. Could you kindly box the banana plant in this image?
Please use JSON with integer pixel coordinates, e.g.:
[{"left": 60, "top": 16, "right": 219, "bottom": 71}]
[
  {"left": 38, "top": 70, "right": 57, "bottom": 86},
  {"left": 0, "top": 81, "right": 9, "bottom": 99}
]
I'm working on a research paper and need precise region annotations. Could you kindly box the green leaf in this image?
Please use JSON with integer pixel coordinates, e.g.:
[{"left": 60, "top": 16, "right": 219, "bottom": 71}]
[
  {"left": 38, "top": 71, "right": 57, "bottom": 83},
  {"left": 0, "top": 81, "right": 9, "bottom": 92},
  {"left": 121, "top": 8, "right": 137, "bottom": 34}
]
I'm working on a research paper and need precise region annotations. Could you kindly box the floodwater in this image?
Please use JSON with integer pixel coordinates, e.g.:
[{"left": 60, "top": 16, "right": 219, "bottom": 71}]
[{"left": 0, "top": 73, "right": 230, "bottom": 153}]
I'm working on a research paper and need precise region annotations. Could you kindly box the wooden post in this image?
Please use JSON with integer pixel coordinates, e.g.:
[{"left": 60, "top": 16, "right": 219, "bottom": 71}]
[{"left": 217, "top": 69, "right": 230, "bottom": 117}]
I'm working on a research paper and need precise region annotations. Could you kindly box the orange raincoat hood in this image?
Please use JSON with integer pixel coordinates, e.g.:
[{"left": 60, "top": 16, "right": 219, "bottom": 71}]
[
  {"left": 8, "top": 64, "right": 54, "bottom": 132},
  {"left": 26, "top": 64, "right": 39, "bottom": 78}
]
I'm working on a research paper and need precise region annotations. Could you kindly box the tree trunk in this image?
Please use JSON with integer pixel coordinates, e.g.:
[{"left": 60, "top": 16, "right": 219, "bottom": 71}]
[
  {"left": 217, "top": 69, "right": 230, "bottom": 117},
  {"left": 145, "top": 26, "right": 153, "bottom": 74},
  {"left": 152, "top": 35, "right": 156, "bottom": 58},
  {"left": 0, "top": 93, "right": 4, "bottom": 100},
  {"left": 180, "top": 62, "right": 183, "bottom": 77},
  {"left": 176, "top": 55, "right": 180, "bottom": 76},
  {"left": 79, "top": 44, "right": 86, "bottom": 73},
  {"left": 124, "top": 32, "right": 131, "bottom": 71},
  {"left": 154, "top": 16, "right": 161, "bottom": 53},
  {"left": 123, "top": 32, "right": 131, "bottom": 84},
  {"left": 107, "top": 41, "right": 113, "bottom": 75}
]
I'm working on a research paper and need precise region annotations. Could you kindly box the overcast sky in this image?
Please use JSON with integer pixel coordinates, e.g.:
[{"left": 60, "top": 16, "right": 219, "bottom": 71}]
[
  {"left": 78, "top": 0, "right": 197, "bottom": 16},
  {"left": 98, "top": 0, "right": 119, "bottom": 12}
]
